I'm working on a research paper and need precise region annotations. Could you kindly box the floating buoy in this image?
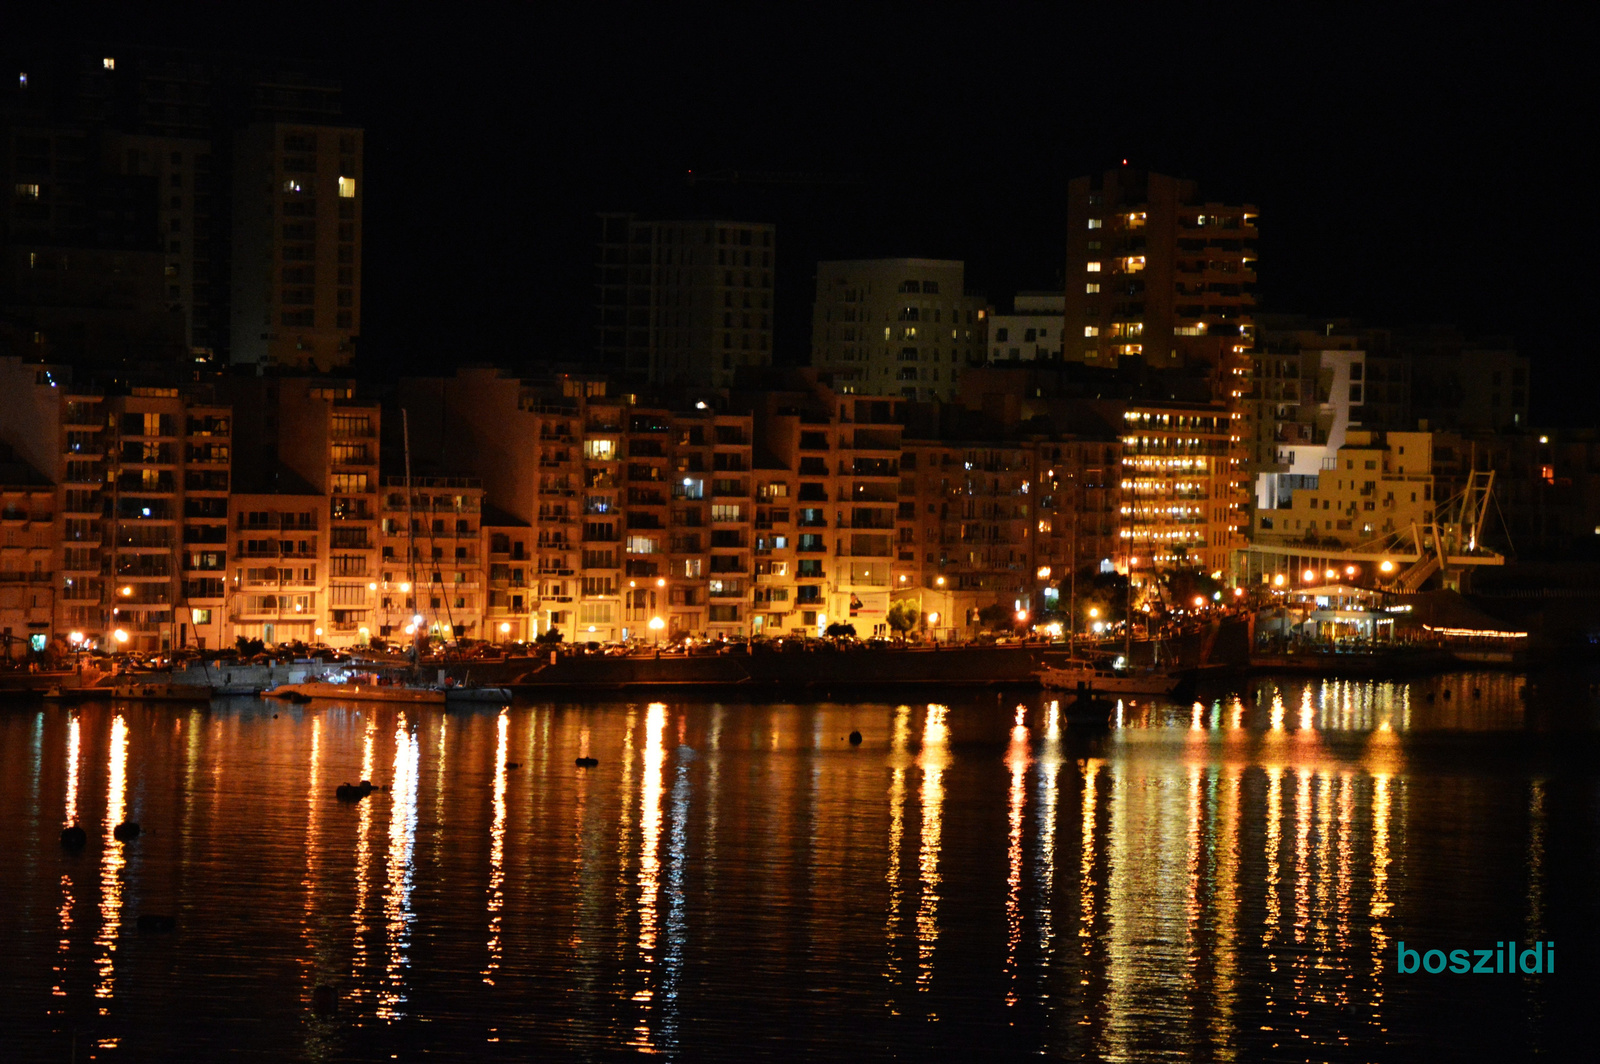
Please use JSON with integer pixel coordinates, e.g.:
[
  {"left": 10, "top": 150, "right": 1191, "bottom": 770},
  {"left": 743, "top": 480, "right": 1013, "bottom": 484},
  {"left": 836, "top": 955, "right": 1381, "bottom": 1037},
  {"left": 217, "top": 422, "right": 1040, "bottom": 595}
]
[
  {"left": 335, "top": 781, "right": 376, "bottom": 802},
  {"left": 506, "top": 761, "right": 521, "bottom": 770},
  {"left": 273, "top": 713, "right": 279, "bottom": 719},
  {"left": 576, "top": 756, "right": 598, "bottom": 768},
  {"left": 113, "top": 821, "right": 141, "bottom": 841},
  {"left": 312, "top": 984, "right": 338, "bottom": 1017},
  {"left": 1473, "top": 688, "right": 1481, "bottom": 698},
  {"left": 848, "top": 730, "right": 862, "bottom": 745},
  {"left": 60, "top": 825, "right": 87, "bottom": 849},
  {"left": 1442, "top": 689, "right": 1452, "bottom": 701},
  {"left": 137, "top": 913, "right": 176, "bottom": 933}
]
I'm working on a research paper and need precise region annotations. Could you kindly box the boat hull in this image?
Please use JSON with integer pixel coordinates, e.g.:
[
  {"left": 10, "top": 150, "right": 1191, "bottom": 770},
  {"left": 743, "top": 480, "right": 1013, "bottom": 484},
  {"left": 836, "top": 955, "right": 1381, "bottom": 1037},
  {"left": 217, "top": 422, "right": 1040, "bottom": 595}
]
[
  {"left": 1038, "top": 666, "right": 1181, "bottom": 696},
  {"left": 267, "top": 682, "right": 446, "bottom": 705}
]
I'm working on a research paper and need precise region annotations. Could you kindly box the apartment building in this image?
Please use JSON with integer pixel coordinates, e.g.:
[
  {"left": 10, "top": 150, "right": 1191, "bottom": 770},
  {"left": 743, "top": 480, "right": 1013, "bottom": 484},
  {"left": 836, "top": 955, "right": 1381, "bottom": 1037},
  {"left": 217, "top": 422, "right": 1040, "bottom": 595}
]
[
  {"left": 1115, "top": 400, "right": 1246, "bottom": 580},
  {"left": 2, "top": 44, "right": 353, "bottom": 366},
  {"left": 229, "top": 122, "right": 362, "bottom": 369},
  {"left": 0, "top": 450, "right": 54, "bottom": 659},
  {"left": 595, "top": 215, "right": 775, "bottom": 387},
  {"left": 1252, "top": 430, "right": 1435, "bottom": 548},
  {"left": 1064, "top": 168, "right": 1257, "bottom": 371},
  {"left": 810, "top": 258, "right": 986, "bottom": 402},
  {"left": 986, "top": 292, "right": 1065, "bottom": 363},
  {"left": 378, "top": 477, "right": 484, "bottom": 642}
]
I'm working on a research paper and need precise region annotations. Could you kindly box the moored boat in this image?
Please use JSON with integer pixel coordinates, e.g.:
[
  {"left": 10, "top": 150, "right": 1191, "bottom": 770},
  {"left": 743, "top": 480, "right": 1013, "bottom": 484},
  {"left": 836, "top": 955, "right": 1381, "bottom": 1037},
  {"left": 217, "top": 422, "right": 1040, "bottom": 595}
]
[
  {"left": 441, "top": 686, "right": 514, "bottom": 704},
  {"left": 1037, "top": 658, "right": 1181, "bottom": 696},
  {"left": 266, "top": 680, "right": 445, "bottom": 705}
]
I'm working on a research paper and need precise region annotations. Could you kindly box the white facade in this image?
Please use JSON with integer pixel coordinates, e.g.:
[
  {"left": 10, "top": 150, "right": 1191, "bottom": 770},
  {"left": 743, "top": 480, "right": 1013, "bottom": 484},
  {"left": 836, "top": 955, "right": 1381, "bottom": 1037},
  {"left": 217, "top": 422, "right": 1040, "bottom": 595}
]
[{"left": 987, "top": 292, "right": 1065, "bottom": 362}]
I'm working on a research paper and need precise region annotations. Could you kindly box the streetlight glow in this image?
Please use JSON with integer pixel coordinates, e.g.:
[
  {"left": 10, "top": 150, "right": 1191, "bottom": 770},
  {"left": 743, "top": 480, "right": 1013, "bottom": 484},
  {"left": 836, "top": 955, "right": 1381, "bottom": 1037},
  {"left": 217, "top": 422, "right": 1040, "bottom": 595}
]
[{"left": 113, "top": 629, "right": 129, "bottom": 644}]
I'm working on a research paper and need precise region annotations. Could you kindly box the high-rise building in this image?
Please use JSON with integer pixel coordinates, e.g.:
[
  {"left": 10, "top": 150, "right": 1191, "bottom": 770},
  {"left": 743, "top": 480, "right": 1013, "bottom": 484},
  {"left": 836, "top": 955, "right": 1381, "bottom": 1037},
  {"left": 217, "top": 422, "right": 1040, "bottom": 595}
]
[
  {"left": 1, "top": 43, "right": 356, "bottom": 368},
  {"left": 595, "top": 214, "right": 774, "bottom": 387},
  {"left": 229, "top": 122, "right": 362, "bottom": 370},
  {"left": 1063, "top": 168, "right": 1257, "bottom": 371},
  {"left": 810, "top": 258, "right": 986, "bottom": 402}
]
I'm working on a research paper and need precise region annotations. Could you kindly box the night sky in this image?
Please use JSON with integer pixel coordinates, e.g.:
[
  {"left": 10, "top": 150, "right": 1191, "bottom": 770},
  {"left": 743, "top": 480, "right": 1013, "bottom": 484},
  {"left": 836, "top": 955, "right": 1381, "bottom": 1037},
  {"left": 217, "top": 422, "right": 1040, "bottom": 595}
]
[{"left": 17, "top": 6, "right": 1599, "bottom": 422}]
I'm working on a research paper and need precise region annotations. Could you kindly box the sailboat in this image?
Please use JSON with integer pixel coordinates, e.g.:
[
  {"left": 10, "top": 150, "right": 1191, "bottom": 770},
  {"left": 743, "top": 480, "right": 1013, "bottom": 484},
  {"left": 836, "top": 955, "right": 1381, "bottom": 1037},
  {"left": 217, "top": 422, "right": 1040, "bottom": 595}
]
[{"left": 1038, "top": 566, "right": 1179, "bottom": 695}]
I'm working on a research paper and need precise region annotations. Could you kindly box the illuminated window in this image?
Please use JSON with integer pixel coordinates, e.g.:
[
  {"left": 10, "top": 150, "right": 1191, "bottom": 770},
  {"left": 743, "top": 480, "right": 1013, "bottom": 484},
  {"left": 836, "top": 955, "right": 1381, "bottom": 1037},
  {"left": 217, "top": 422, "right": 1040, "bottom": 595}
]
[
  {"left": 1087, "top": 218, "right": 1102, "bottom": 229},
  {"left": 103, "top": 57, "right": 115, "bottom": 70},
  {"left": 1086, "top": 261, "right": 1101, "bottom": 272},
  {"left": 282, "top": 179, "right": 303, "bottom": 194},
  {"left": 1085, "top": 283, "right": 1100, "bottom": 294},
  {"left": 338, "top": 176, "right": 356, "bottom": 198},
  {"left": 1122, "top": 256, "right": 1146, "bottom": 273},
  {"left": 1176, "top": 324, "right": 1206, "bottom": 336},
  {"left": 18, "top": 73, "right": 27, "bottom": 87},
  {"left": 1084, "top": 326, "right": 1099, "bottom": 337},
  {"left": 15, "top": 183, "right": 39, "bottom": 199}
]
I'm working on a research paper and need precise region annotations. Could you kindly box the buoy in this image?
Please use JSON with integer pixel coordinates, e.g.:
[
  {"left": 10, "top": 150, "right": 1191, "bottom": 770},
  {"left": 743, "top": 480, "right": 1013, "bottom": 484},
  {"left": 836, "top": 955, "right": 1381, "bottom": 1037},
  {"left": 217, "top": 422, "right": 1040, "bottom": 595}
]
[
  {"left": 1442, "top": 689, "right": 1452, "bottom": 700},
  {"left": 848, "top": 730, "right": 862, "bottom": 745},
  {"left": 137, "top": 913, "right": 176, "bottom": 933},
  {"left": 312, "top": 984, "right": 338, "bottom": 1017},
  {"left": 113, "top": 821, "right": 141, "bottom": 841},
  {"left": 506, "top": 761, "right": 521, "bottom": 770},
  {"left": 1473, "top": 688, "right": 1481, "bottom": 698},
  {"left": 60, "top": 825, "right": 87, "bottom": 849},
  {"left": 273, "top": 713, "right": 279, "bottom": 719},
  {"left": 576, "top": 756, "right": 598, "bottom": 768}
]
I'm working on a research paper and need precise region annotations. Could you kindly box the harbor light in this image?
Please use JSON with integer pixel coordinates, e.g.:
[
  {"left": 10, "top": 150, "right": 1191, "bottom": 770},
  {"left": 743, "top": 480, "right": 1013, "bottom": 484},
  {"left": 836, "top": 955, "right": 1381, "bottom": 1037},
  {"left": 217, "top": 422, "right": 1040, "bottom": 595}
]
[
  {"left": 412, "top": 614, "right": 424, "bottom": 625},
  {"left": 1325, "top": 568, "right": 1337, "bottom": 579},
  {"left": 314, "top": 627, "right": 323, "bottom": 637},
  {"left": 1273, "top": 573, "right": 1286, "bottom": 587},
  {"left": 927, "top": 612, "right": 939, "bottom": 625},
  {"left": 400, "top": 582, "right": 412, "bottom": 593},
  {"left": 1088, "top": 607, "right": 1099, "bottom": 618},
  {"left": 69, "top": 631, "right": 84, "bottom": 644},
  {"left": 113, "top": 629, "right": 129, "bottom": 644},
  {"left": 648, "top": 616, "right": 664, "bottom": 631},
  {"left": 368, "top": 582, "right": 378, "bottom": 591},
  {"left": 120, "top": 585, "right": 132, "bottom": 596}
]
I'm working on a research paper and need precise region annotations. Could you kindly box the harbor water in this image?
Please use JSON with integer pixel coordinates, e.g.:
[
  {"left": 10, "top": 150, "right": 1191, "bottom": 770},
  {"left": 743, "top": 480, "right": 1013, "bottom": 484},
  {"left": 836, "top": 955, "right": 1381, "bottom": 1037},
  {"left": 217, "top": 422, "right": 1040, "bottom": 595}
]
[{"left": 1, "top": 670, "right": 1597, "bottom": 1061}]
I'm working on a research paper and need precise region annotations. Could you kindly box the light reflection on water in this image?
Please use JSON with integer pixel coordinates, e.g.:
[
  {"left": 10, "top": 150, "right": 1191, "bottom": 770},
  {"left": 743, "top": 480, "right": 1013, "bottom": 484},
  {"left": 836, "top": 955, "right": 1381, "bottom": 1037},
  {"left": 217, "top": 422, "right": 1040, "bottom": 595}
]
[{"left": 0, "top": 673, "right": 1594, "bottom": 1062}]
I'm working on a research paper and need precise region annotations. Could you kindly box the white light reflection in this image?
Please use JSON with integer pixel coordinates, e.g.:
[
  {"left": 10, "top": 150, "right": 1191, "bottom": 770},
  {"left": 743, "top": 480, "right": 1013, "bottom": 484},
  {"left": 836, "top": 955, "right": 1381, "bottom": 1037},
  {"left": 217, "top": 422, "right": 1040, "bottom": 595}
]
[
  {"left": 1003, "top": 705, "right": 1029, "bottom": 1004},
  {"left": 483, "top": 710, "right": 509, "bottom": 988},
  {"left": 351, "top": 713, "right": 378, "bottom": 1002},
  {"left": 377, "top": 714, "right": 420, "bottom": 1019},
  {"left": 915, "top": 704, "right": 949, "bottom": 996},
  {"left": 1035, "top": 702, "right": 1061, "bottom": 960},
  {"left": 629, "top": 703, "right": 667, "bottom": 1050},
  {"left": 94, "top": 714, "right": 128, "bottom": 1012},
  {"left": 884, "top": 705, "right": 912, "bottom": 991}
]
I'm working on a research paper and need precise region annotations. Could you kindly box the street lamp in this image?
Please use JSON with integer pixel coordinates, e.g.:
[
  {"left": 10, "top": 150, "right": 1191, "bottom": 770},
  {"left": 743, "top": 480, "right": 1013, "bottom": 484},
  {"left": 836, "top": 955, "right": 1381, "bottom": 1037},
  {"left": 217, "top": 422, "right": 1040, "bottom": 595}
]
[
  {"left": 113, "top": 629, "right": 129, "bottom": 645},
  {"left": 1379, "top": 559, "right": 1395, "bottom": 574},
  {"left": 648, "top": 615, "right": 665, "bottom": 649},
  {"left": 1193, "top": 596, "right": 1206, "bottom": 609}
]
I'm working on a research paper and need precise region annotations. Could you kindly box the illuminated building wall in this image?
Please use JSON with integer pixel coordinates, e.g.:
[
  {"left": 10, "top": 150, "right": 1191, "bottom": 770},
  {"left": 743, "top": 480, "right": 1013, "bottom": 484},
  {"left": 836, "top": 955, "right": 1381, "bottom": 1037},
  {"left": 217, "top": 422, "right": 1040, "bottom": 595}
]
[
  {"left": 810, "top": 258, "right": 985, "bottom": 403},
  {"left": 378, "top": 477, "right": 483, "bottom": 642},
  {"left": 1253, "top": 430, "right": 1435, "bottom": 549},
  {"left": 1118, "top": 402, "right": 1245, "bottom": 578},
  {"left": 0, "top": 472, "right": 54, "bottom": 660}
]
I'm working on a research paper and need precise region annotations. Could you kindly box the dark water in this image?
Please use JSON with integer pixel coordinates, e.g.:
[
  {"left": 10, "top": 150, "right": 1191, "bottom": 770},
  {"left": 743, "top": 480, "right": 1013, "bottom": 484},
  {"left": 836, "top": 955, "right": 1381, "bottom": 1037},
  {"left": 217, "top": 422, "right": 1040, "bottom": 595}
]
[{"left": 2, "top": 672, "right": 1598, "bottom": 1062}]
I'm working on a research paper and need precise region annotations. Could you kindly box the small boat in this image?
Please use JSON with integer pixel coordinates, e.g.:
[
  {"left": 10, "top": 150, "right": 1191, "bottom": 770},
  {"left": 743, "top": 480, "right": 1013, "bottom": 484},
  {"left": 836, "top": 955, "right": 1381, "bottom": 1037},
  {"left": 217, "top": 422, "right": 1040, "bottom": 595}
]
[
  {"left": 441, "top": 686, "right": 514, "bottom": 704},
  {"left": 266, "top": 681, "right": 445, "bottom": 705},
  {"left": 1037, "top": 658, "right": 1180, "bottom": 696}
]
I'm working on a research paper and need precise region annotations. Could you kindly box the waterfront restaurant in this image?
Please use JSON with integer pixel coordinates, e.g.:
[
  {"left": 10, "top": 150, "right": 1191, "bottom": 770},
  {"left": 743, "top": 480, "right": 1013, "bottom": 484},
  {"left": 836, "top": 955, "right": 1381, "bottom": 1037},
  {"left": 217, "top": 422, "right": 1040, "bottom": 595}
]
[{"left": 1256, "top": 582, "right": 1396, "bottom": 647}]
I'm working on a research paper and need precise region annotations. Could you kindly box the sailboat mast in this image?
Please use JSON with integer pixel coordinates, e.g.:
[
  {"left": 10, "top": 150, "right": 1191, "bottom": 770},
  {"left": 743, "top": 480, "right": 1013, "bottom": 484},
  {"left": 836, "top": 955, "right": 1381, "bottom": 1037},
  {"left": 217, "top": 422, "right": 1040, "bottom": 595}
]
[{"left": 403, "top": 409, "right": 420, "bottom": 659}]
